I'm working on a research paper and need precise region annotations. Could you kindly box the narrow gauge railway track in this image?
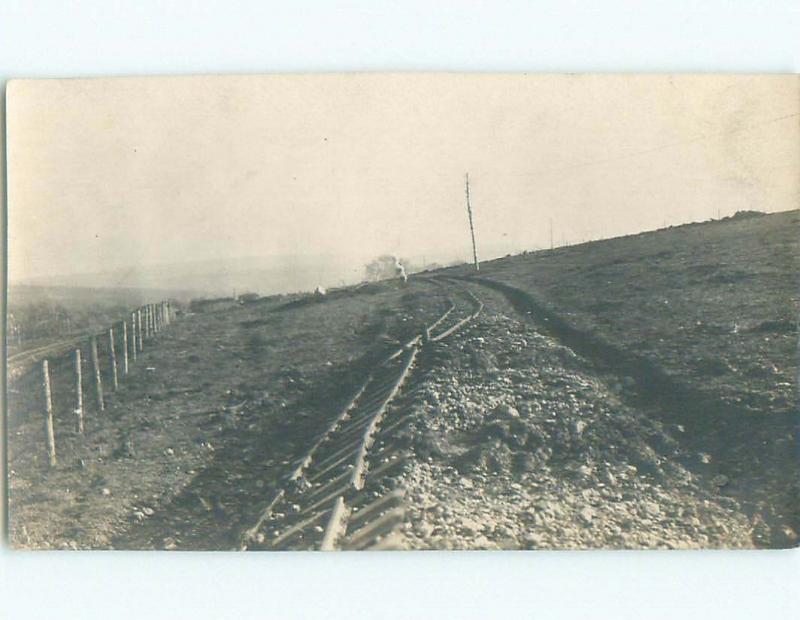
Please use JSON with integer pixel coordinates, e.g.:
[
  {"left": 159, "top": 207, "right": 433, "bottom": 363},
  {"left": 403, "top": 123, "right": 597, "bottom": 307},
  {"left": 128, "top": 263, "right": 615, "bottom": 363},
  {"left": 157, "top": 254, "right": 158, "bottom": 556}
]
[
  {"left": 239, "top": 281, "right": 483, "bottom": 551},
  {"left": 427, "top": 287, "right": 483, "bottom": 342},
  {"left": 7, "top": 338, "right": 82, "bottom": 378}
]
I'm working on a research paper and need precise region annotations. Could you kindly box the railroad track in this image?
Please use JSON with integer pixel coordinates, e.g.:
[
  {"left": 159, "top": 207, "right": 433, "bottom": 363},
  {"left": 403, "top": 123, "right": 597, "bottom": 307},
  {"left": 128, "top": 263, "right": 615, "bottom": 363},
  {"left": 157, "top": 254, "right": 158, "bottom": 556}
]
[
  {"left": 6, "top": 338, "right": 83, "bottom": 380},
  {"left": 239, "top": 281, "right": 483, "bottom": 551}
]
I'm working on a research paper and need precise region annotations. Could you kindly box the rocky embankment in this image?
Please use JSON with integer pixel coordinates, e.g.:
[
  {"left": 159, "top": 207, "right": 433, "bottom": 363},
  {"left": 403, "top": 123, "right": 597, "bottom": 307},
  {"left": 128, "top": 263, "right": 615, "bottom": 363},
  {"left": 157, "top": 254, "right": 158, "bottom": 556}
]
[{"left": 395, "top": 294, "right": 758, "bottom": 549}]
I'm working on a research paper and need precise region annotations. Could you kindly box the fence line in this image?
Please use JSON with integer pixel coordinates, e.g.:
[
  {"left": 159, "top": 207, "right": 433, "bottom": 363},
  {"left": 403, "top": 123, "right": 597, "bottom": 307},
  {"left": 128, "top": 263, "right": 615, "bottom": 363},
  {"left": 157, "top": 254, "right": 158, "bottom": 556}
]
[{"left": 10, "top": 300, "right": 178, "bottom": 468}]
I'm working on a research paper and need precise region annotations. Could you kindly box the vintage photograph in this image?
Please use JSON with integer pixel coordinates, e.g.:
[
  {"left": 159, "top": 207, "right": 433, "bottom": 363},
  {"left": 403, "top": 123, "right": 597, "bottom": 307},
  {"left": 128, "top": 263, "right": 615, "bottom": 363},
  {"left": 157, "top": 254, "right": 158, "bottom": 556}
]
[{"left": 4, "top": 73, "right": 798, "bottom": 550}]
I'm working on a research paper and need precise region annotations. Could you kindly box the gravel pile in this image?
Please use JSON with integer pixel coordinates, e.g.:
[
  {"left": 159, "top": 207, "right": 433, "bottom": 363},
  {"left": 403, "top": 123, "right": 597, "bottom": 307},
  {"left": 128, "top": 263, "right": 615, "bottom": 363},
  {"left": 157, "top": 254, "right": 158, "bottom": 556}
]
[{"left": 396, "top": 305, "right": 755, "bottom": 549}]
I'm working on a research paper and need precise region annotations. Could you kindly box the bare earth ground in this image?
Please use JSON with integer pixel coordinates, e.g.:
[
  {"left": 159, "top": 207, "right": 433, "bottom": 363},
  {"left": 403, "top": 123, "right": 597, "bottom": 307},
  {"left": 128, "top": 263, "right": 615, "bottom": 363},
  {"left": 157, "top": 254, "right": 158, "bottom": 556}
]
[
  {"left": 6, "top": 211, "right": 798, "bottom": 549},
  {"left": 6, "top": 282, "right": 449, "bottom": 549}
]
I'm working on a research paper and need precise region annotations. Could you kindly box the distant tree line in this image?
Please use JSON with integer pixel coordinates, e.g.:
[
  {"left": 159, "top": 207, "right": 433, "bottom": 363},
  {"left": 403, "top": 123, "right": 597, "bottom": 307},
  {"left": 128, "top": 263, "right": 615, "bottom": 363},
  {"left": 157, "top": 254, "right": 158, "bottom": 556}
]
[
  {"left": 8, "top": 300, "right": 133, "bottom": 348},
  {"left": 8, "top": 302, "right": 72, "bottom": 346}
]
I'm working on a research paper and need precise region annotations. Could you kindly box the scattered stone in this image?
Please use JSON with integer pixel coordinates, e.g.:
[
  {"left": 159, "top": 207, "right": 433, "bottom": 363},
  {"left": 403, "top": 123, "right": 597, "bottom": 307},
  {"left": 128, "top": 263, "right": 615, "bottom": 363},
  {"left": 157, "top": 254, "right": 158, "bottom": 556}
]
[
  {"left": 459, "top": 517, "right": 482, "bottom": 534},
  {"left": 711, "top": 474, "right": 730, "bottom": 488},
  {"left": 365, "top": 305, "right": 756, "bottom": 551},
  {"left": 523, "top": 532, "right": 546, "bottom": 546},
  {"left": 641, "top": 501, "right": 661, "bottom": 517},
  {"left": 601, "top": 470, "right": 617, "bottom": 486},
  {"left": 571, "top": 420, "right": 587, "bottom": 436},
  {"left": 577, "top": 464, "right": 593, "bottom": 479},
  {"left": 774, "top": 525, "right": 798, "bottom": 547},
  {"left": 495, "top": 403, "right": 520, "bottom": 419},
  {"left": 578, "top": 507, "right": 595, "bottom": 524},
  {"left": 476, "top": 535, "right": 495, "bottom": 547}
]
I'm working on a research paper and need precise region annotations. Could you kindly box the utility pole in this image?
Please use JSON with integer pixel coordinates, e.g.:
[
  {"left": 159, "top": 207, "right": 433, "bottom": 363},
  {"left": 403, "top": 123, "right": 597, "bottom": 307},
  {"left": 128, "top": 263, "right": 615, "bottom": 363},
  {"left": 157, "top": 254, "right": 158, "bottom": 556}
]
[{"left": 465, "top": 173, "right": 479, "bottom": 271}]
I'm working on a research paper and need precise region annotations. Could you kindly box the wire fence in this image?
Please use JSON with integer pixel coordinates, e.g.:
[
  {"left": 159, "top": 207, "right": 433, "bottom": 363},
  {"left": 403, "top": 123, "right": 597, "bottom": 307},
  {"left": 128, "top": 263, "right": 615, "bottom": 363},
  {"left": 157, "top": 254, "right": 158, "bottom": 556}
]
[{"left": 6, "top": 300, "right": 177, "bottom": 468}]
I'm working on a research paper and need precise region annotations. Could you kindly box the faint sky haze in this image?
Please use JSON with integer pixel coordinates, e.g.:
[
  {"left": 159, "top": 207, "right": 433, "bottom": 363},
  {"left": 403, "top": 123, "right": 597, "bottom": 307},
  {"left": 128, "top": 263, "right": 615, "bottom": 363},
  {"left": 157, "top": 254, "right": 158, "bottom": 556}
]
[{"left": 6, "top": 74, "right": 799, "bottom": 287}]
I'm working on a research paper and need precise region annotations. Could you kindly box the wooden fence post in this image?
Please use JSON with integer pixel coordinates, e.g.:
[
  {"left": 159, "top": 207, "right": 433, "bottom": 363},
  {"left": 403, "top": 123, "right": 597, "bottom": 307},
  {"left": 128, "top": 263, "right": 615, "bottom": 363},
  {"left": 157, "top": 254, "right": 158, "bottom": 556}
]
[
  {"left": 122, "top": 321, "right": 129, "bottom": 375},
  {"left": 137, "top": 309, "right": 143, "bottom": 351},
  {"left": 130, "top": 312, "right": 137, "bottom": 361},
  {"left": 74, "top": 349, "right": 84, "bottom": 433},
  {"left": 91, "top": 336, "right": 105, "bottom": 411},
  {"left": 108, "top": 328, "right": 118, "bottom": 391},
  {"left": 41, "top": 360, "right": 57, "bottom": 467}
]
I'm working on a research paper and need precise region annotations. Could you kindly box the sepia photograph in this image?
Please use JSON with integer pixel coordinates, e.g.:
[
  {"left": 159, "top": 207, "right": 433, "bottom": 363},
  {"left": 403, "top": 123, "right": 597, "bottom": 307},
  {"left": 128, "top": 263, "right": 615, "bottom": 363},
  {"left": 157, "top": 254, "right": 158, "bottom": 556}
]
[{"left": 4, "top": 73, "right": 798, "bottom": 552}]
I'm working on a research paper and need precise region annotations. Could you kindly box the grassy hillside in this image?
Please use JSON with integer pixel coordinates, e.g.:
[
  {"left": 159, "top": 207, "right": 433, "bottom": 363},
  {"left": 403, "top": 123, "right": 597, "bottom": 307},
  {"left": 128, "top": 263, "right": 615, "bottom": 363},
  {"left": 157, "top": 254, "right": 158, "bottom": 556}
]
[{"left": 453, "top": 210, "right": 798, "bottom": 418}]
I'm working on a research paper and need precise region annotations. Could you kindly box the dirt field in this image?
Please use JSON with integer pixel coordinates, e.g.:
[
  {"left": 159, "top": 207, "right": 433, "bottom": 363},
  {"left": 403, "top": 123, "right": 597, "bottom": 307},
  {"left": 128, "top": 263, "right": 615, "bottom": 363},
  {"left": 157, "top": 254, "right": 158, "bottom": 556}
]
[
  {"left": 6, "top": 211, "right": 798, "bottom": 549},
  {"left": 6, "top": 282, "right": 450, "bottom": 549}
]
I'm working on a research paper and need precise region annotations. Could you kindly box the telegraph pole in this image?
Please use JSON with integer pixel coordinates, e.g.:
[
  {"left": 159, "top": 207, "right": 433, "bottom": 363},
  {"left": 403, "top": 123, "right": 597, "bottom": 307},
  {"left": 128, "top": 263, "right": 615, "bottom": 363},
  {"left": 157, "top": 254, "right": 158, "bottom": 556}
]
[{"left": 465, "top": 173, "right": 479, "bottom": 271}]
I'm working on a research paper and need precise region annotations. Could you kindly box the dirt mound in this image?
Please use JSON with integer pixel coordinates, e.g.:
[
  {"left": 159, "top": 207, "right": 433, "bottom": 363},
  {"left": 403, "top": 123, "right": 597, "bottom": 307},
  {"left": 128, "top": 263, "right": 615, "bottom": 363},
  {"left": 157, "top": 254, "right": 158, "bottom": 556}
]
[{"left": 398, "top": 296, "right": 759, "bottom": 549}]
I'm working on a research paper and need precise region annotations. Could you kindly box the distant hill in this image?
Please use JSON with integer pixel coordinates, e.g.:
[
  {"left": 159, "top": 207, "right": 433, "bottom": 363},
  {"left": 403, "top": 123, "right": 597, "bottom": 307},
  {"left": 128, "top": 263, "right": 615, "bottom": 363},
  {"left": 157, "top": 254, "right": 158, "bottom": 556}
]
[
  {"left": 11, "top": 254, "right": 378, "bottom": 298},
  {"left": 8, "top": 284, "right": 199, "bottom": 309}
]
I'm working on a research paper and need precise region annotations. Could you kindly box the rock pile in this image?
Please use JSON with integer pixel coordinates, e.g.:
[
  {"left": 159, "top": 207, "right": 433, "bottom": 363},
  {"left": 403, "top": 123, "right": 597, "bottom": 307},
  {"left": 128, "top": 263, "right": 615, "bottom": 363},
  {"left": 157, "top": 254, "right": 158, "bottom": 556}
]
[{"left": 395, "top": 293, "right": 754, "bottom": 549}]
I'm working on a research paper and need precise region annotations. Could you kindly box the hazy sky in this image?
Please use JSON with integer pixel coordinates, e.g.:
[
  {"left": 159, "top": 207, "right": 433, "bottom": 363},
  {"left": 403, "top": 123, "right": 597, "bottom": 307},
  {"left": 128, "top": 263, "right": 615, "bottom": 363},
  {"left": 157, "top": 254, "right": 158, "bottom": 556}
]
[{"left": 7, "top": 73, "right": 798, "bottom": 282}]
